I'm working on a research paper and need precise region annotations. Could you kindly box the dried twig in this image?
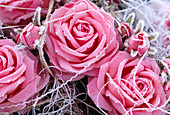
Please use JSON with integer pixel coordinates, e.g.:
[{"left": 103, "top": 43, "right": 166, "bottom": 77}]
[{"left": 38, "top": 0, "right": 55, "bottom": 77}]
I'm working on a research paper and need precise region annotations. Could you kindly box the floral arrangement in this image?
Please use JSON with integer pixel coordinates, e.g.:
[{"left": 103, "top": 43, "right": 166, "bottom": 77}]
[{"left": 0, "top": 0, "right": 169, "bottom": 114}]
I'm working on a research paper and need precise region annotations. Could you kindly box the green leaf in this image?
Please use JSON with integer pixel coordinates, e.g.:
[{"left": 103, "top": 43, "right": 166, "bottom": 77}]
[
  {"left": 148, "top": 32, "right": 159, "bottom": 41},
  {"left": 125, "top": 12, "right": 135, "bottom": 26}
]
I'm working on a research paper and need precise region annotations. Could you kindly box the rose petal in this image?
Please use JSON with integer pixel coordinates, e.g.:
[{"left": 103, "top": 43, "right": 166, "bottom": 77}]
[
  {"left": 0, "top": 64, "right": 26, "bottom": 83},
  {"left": 57, "top": 40, "right": 87, "bottom": 57},
  {"left": 47, "top": 35, "right": 82, "bottom": 62},
  {"left": 76, "top": 33, "right": 98, "bottom": 53},
  {"left": 109, "top": 51, "right": 133, "bottom": 77},
  {"left": 0, "top": 101, "right": 25, "bottom": 113},
  {"left": 87, "top": 78, "right": 112, "bottom": 111},
  {"left": 62, "top": 23, "right": 80, "bottom": 48},
  {"left": 0, "top": 95, "right": 7, "bottom": 103},
  {"left": 105, "top": 90, "right": 127, "bottom": 114},
  {"left": 0, "top": 39, "right": 15, "bottom": 47},
  {"left": 8, "top": 76, "right": 39, "bottom": 103},
  {"left": 97, "top": 62, "right": 109, "bottom": 93},
  {"left": 0, "top": 77, "right": 25, "bottom": 98},
  {"left": 20, "top": 54, "right": 35, "bottom": 88},
  {"left": 85, "top": 34, "right": 106, "bottom": 60}
]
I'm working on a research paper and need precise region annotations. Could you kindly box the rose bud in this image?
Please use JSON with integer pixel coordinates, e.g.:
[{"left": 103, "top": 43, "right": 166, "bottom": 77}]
[
  {"left": 17, "top": 23, "right": 42, "bottom": 49},
  {"left": 118, "top": 23, "right": 133, "bottom": 39},
  {"left": 128, "top": 32, "right": 150, "bottom": 56}
]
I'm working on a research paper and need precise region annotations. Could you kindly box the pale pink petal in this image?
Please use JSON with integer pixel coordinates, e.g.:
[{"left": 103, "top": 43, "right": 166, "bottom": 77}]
[
  {"left": 83, "top": 16, "right": 105, "bottom": 37},
  {"left": 57, "top": 40, "right": 87, "bottom": 57},
  {"left": 76, "top": 33, "right": 98, "bottom": 53},
  {"left": 0, "top": 101, "right": 25, "bottom": 113},
  {"left": 48, "top": 35, "right": 82, "bottom": 62},
  {"left": 57, "top": 56, "right": 82, "bottom": 73},
  {"left": 37, "top": 73, "right": 50, "bottom": 91},
  {"left": 69, "top": 12, "right": 90, "bottom": 31},
  {"left": 0, "top": 95, "right": 7, "bottom": 103},
  {"left": 87, "top": 78, "right": 112, "bottom": 111},
  {"left": 95, "top": 41, "right": 119, "bottom": 68},
  {"left": 97, "top": 62, "right": 109, "bottom": 93},
  {"left": 20, "top": 54, "right": 35, "bottom": 88},
  {"left": 0, "top": 55, "right": 7, "bottom": 71},
  {"left": 8, "top": 77, "right": 38, "bottom": 103},
  {"left": 141, "top": 58, "right": 160, "bottom": 75},
  {"left": 83, "top": 68, "right": 99, "bottom": 77},
  {"left": 0, "top": 39, "right": 15, "bottom": 47},
  {"left": 85, "top": 35, "right": 106, "bottom": 60},
  {"left": 62, "top": 23, "right": 80, "bottom": 48},
  {"left": 0, "top": 77, "right": 25, "bottom": 98},
  {"left": 107, "top": 79, "right": 126, "bottom": 106},
  {"left": 71, "top": 58, "right": 96, "bottom": 68},
  {"left": 5, "top": 46, "right": 24, "bottom": 69},
  {"left": 0, "top": 47, "right": 14, "bottom": 68},
  {"left": 116, "top": 59, "right": 129, "bottom": 83},
  {"left": 53, "top": 20, "right": 67, "bottom": 45},
  {"left": 105, "top": 90, "right": 126, "bottom": 114},
  {"left": 109, "top": 51, "right": 133, "bottom": 77},
  {"left": 0, "top": 64, "right": 26, "bottom": 83}
]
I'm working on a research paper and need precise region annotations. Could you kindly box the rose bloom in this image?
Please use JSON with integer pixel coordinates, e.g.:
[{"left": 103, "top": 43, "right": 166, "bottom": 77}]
[
  {"left": 16, "top": 23, "right": 41, "bottom": 49},
  {"left": 88, "top": 51, "right": 166, "bottom": 115},
  {"left": 118, "top": 23, "right": 133, "bottom": 39},
  {"left": 128, "top": 32, "right": 150, "bottom": 56},
  {"left": 0, "top": 0, "right": 50, "bottom": 25},
  {"left": 45, "top": 0, "right": 121, "bottom": 80},
  {"left": 0, "top": 39, "right": 49, "bottom": 113}
]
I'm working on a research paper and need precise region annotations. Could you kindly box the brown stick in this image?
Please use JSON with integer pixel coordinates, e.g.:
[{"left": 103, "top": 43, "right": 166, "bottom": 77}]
[{"left": 38, "top": 0, "right": 55, "bottom": 77}]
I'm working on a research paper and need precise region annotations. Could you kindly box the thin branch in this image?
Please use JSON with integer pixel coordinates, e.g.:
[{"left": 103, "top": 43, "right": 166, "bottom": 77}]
[{"left": 38, "top": 0, "right": 55, "bottom": 77}]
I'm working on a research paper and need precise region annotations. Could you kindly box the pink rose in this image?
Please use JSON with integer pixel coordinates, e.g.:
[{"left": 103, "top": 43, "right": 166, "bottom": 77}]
[
  {"left": 0, "top": 39, "right": 49, "bottom": 113},
  {"left": 17, "top": 23, "right": 41, "bottom": 49},
  {"left": 45, "top": 0, "right": 121, "bottom": 80},
  {"left": 118, "top": 23, "right": 133, "bottom": 39},
  {"left": 0, "top": 0, "right": 50, "bottom": 25},
  {"left": 128, "top": 32, "right": 150, "bottom": 56},
  {"left": 88, "top": 51, "right": 166, "bottom": 115}
]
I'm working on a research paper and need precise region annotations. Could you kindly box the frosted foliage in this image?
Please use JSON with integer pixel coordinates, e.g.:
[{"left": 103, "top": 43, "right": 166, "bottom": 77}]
[{"left": 113, "top": 0, "right": 170, "bottom": 59}]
